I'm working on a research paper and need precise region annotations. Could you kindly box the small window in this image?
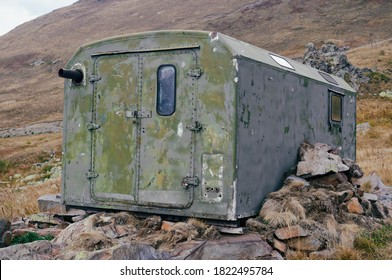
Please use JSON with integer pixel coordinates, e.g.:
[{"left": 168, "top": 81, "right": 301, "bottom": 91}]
[
  {"left": 331, "top": 94, "right": 342, "bottom": 122},
  {"left": 319, "top": 71, "right": 338, "bottom": 85},
  {"left": 157, "top": 65, "right": 176, "bottom": 116},
  {"left": 269, "top": 54, "right": 295, "bottom": 70}
]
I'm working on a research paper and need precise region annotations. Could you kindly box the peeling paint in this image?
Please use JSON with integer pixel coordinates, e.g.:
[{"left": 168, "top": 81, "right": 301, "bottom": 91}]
[
  {"left": 209, "top": 31, "right": 220, "bottom": 42},
  {"left": 177, "top": 122, "right": 183, "bottom": 137},
  {"left": 232, "top": 58, "right": 239, "bottom": 72}
]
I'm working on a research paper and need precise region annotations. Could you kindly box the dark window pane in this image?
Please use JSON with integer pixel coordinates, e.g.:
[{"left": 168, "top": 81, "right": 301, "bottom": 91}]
[
  {"left": 157, "top": 65, "right": 176, "bottom": 116},
  {"left": 331, "top": 94, "right": 342, "bottom": 122}
]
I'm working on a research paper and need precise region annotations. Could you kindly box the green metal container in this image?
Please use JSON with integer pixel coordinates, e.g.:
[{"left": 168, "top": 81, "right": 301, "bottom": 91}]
[{"left": 60, "top": 30, "right": 356, "bottom": 224}]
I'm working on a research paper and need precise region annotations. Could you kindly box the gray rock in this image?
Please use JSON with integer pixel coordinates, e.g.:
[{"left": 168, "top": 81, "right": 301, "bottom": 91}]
[
  {"left": 363, "top": 193, "right": 378, "bottom": 202},
  {"left": 0, "top": 218, "right": 11, "bottom": 248},
  {"left": 287, "top": 236, "right": 323, "bottom": 252},
  {"left": 0, "top": 240, "right": 59, "bottom": 260},
  {"left": 172, "top": 233, "right": 273, "bottom": 260},
  {"left": 58, "top": 243, "right": 169, "bottom": 260},
  {"left": 275, "top": 225, "right": 308, "bottom": 240},
  {"left": 38, "top": 194, "right": 66, "bottom": 214},
  {"left": 371, "top": 201, "right": 389, "bottom": 219},
  {"left": 302, "top": 41, "right": 372, "bottom": 91},
  {"left": 296, "top": 142, "right": 349, "bottom": 177}
]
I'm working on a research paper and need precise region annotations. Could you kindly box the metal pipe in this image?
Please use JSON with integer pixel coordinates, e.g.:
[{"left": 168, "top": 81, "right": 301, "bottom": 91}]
[{"left": 58, "top": 68, "right": 84, "bottom": 84}]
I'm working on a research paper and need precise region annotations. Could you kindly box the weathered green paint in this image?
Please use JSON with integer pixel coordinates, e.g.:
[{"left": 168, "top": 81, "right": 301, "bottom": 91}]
[{"left": 61, "top": 30, "right": 356, "bottom": 222}]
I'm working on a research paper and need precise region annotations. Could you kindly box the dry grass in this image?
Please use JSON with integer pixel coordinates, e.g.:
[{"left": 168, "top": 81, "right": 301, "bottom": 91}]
[
  {"left": 348, "top": 40, "right": 392, "bottom": 71},
  {"left": 356, "top": 96, "right": 392, "bottom": 185},
  {"left": 0, "top": 178, "right": 61, "bottom": 220},
  {"left": 0, "top": 133, "right": 62, "bottom": 181},
  {"left": 259, "top": 197, "right": 306, "bottom": 227}
]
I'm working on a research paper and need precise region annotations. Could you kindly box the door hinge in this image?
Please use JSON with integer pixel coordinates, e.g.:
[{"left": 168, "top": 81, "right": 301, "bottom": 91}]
[
  {"left": 87, "top": 122, "right": 100, "bottom": 130},
  {"left": 187, "top": 69, "right": 202, "bottom": 79},
  {"left": 186, "top": 121, "right": 203, "bottom": 132},
  {"left": 86, "top": 171, "right": 99, "bottom": 180},
  {"left": 181, "top": 176, "right": 199, "bottom": 188},
  {"left": 89, "top": 75, "right": 101, "bottom": 83}
]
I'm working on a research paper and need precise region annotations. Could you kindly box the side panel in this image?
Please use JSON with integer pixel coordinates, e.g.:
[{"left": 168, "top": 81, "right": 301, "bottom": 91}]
[{"left": 236, "top": 58, "right": 356, "bottom": 217}]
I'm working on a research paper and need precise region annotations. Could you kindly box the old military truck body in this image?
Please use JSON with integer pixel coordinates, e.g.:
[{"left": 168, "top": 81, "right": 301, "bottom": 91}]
[{"left": 60, "top": 30, "right": 356, "bottom": 224}]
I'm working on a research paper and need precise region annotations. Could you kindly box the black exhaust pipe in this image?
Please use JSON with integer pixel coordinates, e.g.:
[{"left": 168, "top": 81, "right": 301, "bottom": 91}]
[{"left": 58, "top": 68, "right": 84, "bottom": 84}]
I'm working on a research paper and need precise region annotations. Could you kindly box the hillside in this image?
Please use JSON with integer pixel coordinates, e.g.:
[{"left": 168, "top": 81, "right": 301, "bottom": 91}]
[{"left": 0, "top": 0, "right": 392, "bottom": 129}]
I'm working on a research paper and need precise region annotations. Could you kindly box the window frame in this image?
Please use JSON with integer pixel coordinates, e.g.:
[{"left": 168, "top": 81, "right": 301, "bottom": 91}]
[
  {"left": 156, "top": 64, "right": 177, "bottom": 116},
  {"left": 329, "top": 90, "right": 344, "bottom": 124}
]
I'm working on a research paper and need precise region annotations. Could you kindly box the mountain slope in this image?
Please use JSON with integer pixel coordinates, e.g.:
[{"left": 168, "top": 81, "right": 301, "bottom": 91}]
[{"left": 0, "top": 0, "right": 391, "bottom": 129}]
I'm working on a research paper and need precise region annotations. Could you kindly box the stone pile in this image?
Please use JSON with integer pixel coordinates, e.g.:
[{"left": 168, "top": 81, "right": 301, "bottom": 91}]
[
  {"left": 247, "top": 141, "right": 390, "bottom": 259},
  {"left": 302, "top": 42, "right": 372, "bottom": 91},
  {"left": 0, "top": 211, "right": 280, "bottom": 260}
]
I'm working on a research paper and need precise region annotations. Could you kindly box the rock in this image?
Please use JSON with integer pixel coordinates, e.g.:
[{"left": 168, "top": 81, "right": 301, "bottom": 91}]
[
  {"left": 59, "top": 243, "right": 169, "bottom": 260},
  {"left": 13, "top": 174, "right": 22, "bottom": 179},
  {"left": 172, "top": 233, "right": 273, "bottom": 260},
  {"left": 1, "top": 231, "right": 12, "bottom": 247},
  {"left": 22, "top": 174, "right": 40, "bottom": 182},
  {"left": 342, "top": 158, "right": 364, "bottom": 179},
  {"left": 161, "top": 220, "right": 175, "bottom": 231},
  {"left": 371, "top": 201, "right": 388, "bottom": 219},
  {"left": 335, "top": 181, "right": 355, "bottom": 192},
  {"left": 0, "top": 218, "right": 11, "bottom": 248},
  {"left": 309, "top": 249, "right": 334, "bottom": 259},
  {"left": 379, "top": 89, "right": 392, "bottom": 98},
  {"left": 363, "top": 193, "right": 378, "bottom": 202},
  {"left": 356, "top": 122, "right": 371, "bottom": 135},
  {"left": 302, "top": 41, "right": 372, "bottom": 91},
  {"left": 217, "top": 226, "right": 244, "bottom": 235},
  {"left": 38, "top": 194, "right": 66, "bottom": 214},
  {"left": 346, "top": 197, "right": 364, "bottom": 215},
  {"left": 274, "top": 225, "right": 308, "bottom": 240},
  {"left": 361, "top": 199, "right": 372, "bottom": 216},
  {"left": 296, "top": 142, "right": 349, "bottom": 177},
  {"left": 27, "top": 213, "right": 62, "bottom": 227},
  {"left": 0, "top": 240, "right": 59, "bottom": 260},
  {"left": 310, "top": 172, "right": 348, "bottom": 188},
  {"left": 268, "top": 250, "right": 285, "bottom": 260},
  {"left": 337, "top": 190, "right": 354, "bottom": 203},
  {"left": 142, "top": 216, "right": 162, "bottom": 231},
  {"left": 357, "top": 172, "right": 392, "bottom": 213},
  {"left": 0, "top": 218, "right": 11, "bottom": 236},
  {"left": 54, "top": 208, "right": 87, "bottom": 223},
  {"left": 11, "top": 220, "right": 27, "bottom": 231},
  {"left": 273, "top": 238, "right": 287, "bottom": 253},
  {"left": 287, "top": 236, "right": 323, "bottom": 252}
]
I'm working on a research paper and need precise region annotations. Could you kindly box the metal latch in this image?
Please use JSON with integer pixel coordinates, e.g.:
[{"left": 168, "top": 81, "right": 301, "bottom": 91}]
[
  {"left": 89, "top": 75, "right": 101, "bottom": 83},
  {"left": 87, "top": 122, "right": 100, "bottom": 130},
  {"left": 181, "top": 176, "right": 199, "bottom": 188},
  {"left": 86, "top": 171, "right": 99, "bottom": 180},
  {"left": 187, "top": 69, "right": 202, "bottom": 79},
  {"left": 186, "top": 121, "right": 203, "bottom": 132}
]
